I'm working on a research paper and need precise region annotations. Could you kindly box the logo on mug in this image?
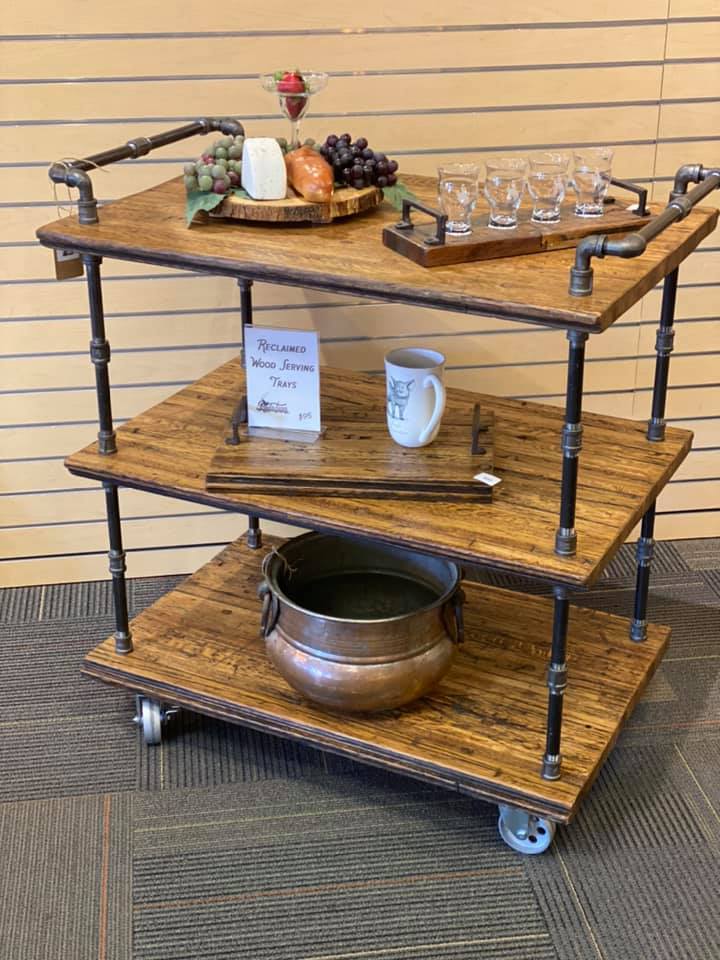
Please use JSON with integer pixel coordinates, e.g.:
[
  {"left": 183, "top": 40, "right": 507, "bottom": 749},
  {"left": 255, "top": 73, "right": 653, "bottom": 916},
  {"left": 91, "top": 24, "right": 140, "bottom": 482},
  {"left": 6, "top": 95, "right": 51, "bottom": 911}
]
[{"left": 387, "top": 378, "right": 414, "bottom": 420}]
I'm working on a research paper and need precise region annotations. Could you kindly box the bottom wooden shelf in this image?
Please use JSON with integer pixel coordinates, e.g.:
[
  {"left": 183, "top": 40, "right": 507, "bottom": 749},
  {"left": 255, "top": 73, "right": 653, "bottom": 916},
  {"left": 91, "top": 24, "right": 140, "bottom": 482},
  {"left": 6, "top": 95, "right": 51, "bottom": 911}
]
[{"left": 82, "top": 537, "right": 669, "bottom": 823}]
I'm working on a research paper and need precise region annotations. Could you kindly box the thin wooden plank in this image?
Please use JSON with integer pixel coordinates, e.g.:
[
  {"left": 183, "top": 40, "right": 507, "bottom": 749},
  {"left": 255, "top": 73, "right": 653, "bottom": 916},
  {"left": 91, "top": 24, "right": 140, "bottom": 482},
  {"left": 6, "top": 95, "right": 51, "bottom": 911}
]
[
  {"left": 3, "top": 0, "right": 669, "bottom": 34},
  {"left": 666, "top": 20, "right": 720, "bottom": 60},
  {"left": 659, "top": 101, "right": 720, "bottom": 140},
  {"left": 81, "top": 535, "right": 669, "bottom": 823},
  {"left": 657, "top": 478, "right": 719, "bottom": 511},
  {"left": 35, "top": 176, "right": 718, "bottom": 333},
  {"left": 662, "top": 61, "right": 720, "bottom": 100},
  {"left": 654, "top": 510, "right": 720, "bottom": 539},
  {"left": 64, "top": 359, "right": 692, "bottom": 585},
  {"left": 3, "top": 66, "right": 666, "bottom": 126}
]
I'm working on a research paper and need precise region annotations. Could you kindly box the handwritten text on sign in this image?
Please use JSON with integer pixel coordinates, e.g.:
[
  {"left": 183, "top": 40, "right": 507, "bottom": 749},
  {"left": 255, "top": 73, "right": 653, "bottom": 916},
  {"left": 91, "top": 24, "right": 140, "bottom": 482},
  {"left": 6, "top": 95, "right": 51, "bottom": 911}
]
[{"left": 244, "top": 325, "right": 321, "bottom": 433}]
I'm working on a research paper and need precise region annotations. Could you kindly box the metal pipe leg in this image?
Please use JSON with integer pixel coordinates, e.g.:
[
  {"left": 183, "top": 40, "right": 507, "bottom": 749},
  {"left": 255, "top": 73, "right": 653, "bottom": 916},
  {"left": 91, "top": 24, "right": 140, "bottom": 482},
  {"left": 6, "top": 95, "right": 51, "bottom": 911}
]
[
  {"left": 104, "top": 482, "right": 132, "bottom": 654},
  {"left": 238, "top": 278, "right": 262, "bottom": 549},
  {"left": 82, "top": 254, "right": 116, "bottom": 454},
  {"left": 647, "top": 268, "right": 678, "bottom": 442},
  {"left": 630, "top": 502, "right": 656, "bottom": 642},
  {"left": 542, "top": 586, "right": 569, "bottom": 780},
  {"left": 555, "top": 331, "right": 589, "bottom": 556}
]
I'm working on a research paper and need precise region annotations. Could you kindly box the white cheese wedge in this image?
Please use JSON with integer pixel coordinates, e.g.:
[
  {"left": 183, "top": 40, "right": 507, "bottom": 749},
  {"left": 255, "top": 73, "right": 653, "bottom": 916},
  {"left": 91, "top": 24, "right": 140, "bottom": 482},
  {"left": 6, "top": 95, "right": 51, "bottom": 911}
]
[{"left": 241, "top": 138, "right": 287, "bottom": 200}]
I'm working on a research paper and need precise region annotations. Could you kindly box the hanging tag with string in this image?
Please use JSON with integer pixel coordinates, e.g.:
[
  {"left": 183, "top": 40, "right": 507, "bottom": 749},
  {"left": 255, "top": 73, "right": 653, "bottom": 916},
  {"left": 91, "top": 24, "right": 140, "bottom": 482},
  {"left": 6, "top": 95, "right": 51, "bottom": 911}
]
[{"left": 50, "top": 159, "right": 105, "bottom": 279}]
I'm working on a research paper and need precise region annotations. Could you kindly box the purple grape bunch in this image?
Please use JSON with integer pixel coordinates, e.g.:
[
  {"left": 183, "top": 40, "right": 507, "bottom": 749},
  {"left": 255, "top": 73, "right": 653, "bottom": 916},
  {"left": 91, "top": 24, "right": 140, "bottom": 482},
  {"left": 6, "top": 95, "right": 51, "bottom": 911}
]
[{"left": 319, "top": 133, "right": 399, "bottom": 190}]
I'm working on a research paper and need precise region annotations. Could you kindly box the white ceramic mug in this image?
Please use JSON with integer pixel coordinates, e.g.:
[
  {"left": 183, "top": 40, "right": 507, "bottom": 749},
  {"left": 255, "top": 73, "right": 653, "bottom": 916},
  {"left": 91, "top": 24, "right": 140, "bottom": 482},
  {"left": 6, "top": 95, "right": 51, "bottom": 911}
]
[{"left": 385, "top": 347, "right": 446, "bottom": 448}]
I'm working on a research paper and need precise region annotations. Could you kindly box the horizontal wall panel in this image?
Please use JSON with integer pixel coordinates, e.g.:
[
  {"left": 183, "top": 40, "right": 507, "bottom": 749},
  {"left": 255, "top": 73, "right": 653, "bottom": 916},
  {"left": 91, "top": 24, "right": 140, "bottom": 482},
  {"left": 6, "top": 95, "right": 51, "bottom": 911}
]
[
  {"left": 0, "top": 246, "right": 181, "bottom": 282},
  {"left": 641, "top": 283, "right": 720, "bottom": 319},
  {"left": 655, "top": 140, "right": 720, "bottom": 178},
  {"left": 0, "top": 107, "right": 662, "bottom": 165},
  {"left": 659, "top": 101, "right": 720, "bottom": 140},
  {"left": 657, "top": 478, "right": 719, "bottom": 511},
  {"left": 0, "top": 459, "right": 95, "bottom": 494},
  {"left": 666, "top": 20, "right": 720, "bottom": 60},
  {"left": 653, "top": 511, "right": 720, "bottom": 540},
  {"left": 0, "top": 385, "right": 181, "bottom": 426},
  {"left": 638, "top": 319, "right": 719, "bottom": 352},
  {"left": 675, "top": 251, "right": 720, "bottom": 285},
  {"left": 662, "top": 61, "right": 720, "bottom": 100},
  {"left": 1, "top": 424, "right": 103, "bottom": 460},
  {"left": 674, "top": 447, "right": 720, "bottom": 479},
  {"left": 0, "top": 275, "right": 365, "bottom": 319},
  {"left": 632, "top": 384, "right": 720, "bottom": 418},
  {"left": 2, "top": 1, "right": 670, "bottom": 35},
  {"left": 635, "top": 353, "right": 720, "bottom": 387},
  {"left": 3, "top": 65, "right": 665, "bottom": 126}
]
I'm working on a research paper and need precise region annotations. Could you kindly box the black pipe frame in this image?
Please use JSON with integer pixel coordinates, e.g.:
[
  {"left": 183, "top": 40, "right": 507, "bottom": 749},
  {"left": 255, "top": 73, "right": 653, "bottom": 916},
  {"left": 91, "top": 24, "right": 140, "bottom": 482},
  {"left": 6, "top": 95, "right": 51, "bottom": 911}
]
[
  {"left": 569, "top": 165, "right": 720, "bottom": 297},
  {"left": 555, "top": 330, "right": 589, "bottom": 557},
  {"left": 49, "top": 117, "right": 245, "bottom": 225},
  {"left": 104, "top": 482, "right": 132, "bottom": 654},
  {"left": 238, "top": 278, "right": 263, "bottom": 550},
  {"left": 541, "top": 586, "right": 570, "bottom": 780}
]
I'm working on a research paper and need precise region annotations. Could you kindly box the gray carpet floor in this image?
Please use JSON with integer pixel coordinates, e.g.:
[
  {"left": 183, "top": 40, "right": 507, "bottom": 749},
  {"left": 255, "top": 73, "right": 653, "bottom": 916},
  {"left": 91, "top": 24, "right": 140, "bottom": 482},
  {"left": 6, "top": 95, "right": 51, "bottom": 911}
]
[{"left": 1, "top": 537, "right": 719, "bottom": 960}]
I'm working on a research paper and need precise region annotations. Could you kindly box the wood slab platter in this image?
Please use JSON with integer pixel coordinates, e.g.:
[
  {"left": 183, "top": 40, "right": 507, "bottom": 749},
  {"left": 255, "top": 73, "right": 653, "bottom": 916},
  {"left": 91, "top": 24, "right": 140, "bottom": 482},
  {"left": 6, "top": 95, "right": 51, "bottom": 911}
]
[
  {"left": 81, "top": 535, "right": 670, "bottom": 823},
  {"left": 207, "top": 385, "right": 496, "bottom": 500},
  {"left": 213, "top": 184, "right": 382, "bottom": 224},
  {"left": 383, "top": 197, "right": 653, "bottom": 267}
]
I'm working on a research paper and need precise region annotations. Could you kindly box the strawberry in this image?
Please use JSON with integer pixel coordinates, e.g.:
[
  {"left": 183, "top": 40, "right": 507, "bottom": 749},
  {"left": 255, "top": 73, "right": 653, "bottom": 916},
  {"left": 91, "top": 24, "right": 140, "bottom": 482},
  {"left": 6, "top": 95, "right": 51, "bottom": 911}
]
[{"left": 276, "top": 69, "right": 306, "bottom": 119}]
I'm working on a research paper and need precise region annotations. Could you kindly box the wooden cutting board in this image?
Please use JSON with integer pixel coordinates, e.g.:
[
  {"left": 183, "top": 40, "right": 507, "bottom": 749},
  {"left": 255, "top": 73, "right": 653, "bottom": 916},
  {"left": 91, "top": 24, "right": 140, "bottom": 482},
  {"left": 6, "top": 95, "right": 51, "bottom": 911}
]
[
  {"left": 213, "top": 184, "right": 382, "bottom": 224},
  {"left": 206, "top": 403, "right": 496, "bottom": 501}
]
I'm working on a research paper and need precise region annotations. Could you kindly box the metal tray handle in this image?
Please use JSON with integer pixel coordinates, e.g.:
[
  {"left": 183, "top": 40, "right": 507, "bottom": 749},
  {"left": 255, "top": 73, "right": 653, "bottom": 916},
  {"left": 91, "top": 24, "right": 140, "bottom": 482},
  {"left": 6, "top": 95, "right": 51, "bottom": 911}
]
[{"left": 394, "top": 199, "right": 448, "bottom": 246}]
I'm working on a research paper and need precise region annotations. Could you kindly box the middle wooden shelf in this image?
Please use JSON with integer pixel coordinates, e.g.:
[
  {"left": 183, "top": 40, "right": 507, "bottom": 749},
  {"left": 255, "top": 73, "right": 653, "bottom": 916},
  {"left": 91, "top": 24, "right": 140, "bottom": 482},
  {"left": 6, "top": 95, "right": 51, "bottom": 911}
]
[{"left": 65, "top": 357, "right": 691, "bottom": 587}]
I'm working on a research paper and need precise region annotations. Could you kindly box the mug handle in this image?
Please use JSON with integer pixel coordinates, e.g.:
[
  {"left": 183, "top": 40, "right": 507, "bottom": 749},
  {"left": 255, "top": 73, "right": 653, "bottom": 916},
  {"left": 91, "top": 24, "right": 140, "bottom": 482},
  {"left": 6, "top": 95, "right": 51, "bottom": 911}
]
[{"left": 418, "top": 374, "right": 446, "bottom": 444}]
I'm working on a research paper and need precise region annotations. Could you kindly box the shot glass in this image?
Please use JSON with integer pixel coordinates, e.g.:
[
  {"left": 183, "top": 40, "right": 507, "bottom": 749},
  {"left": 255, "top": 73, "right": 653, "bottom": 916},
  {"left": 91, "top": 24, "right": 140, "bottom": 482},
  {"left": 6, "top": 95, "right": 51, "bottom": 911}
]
[
  {"left": 484, "top": 157, "right": 527, "bottom": 229},
  {"left": 572, "top": 147, "right": 613, "bottom": 217},
  {"left": 437, "top": 163, "right": 480, "bottom": 235},
  {"left": 527, "top": 152, "right": 570, "bottom": 223}
]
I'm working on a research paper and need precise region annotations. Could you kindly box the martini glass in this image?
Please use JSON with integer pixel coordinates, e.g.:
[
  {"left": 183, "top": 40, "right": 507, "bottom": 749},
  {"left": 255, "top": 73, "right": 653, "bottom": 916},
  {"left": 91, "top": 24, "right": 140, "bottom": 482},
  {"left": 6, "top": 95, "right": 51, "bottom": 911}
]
[{"left": 260, "top": 71, "right": 328, "bottom": 148}]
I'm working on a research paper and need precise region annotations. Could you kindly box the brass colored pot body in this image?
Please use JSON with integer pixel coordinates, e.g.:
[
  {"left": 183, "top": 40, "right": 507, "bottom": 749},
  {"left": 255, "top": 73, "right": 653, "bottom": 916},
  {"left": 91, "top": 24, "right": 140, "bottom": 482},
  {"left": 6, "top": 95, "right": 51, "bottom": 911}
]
[{"left": 260, "top": 533, "right": 464, "bottom": 713}]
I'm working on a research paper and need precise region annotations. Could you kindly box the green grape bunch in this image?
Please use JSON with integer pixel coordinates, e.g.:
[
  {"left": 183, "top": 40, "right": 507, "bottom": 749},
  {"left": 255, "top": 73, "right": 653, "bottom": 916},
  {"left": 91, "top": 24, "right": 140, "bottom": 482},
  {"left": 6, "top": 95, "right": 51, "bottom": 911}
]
[{"left": 183, "top": 134, "right": 245, "bottom": 195}]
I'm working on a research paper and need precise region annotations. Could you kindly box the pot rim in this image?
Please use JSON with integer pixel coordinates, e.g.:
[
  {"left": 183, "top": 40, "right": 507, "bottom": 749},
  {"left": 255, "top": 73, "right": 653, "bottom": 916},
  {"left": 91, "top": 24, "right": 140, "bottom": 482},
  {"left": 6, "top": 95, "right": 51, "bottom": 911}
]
[{"left": 264, "top": 531, "right": 461, "bottom": 626}]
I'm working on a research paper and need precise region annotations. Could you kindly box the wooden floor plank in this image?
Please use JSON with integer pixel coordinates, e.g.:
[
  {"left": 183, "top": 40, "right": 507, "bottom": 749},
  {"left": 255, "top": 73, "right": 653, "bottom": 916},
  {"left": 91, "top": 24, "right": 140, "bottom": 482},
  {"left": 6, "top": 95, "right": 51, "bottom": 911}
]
[
  {"left": 82, "top": 535, "right": 669, "bottom": 823},
  {"left": 65, "top": 360, "right": 692, "bottom": 586}
]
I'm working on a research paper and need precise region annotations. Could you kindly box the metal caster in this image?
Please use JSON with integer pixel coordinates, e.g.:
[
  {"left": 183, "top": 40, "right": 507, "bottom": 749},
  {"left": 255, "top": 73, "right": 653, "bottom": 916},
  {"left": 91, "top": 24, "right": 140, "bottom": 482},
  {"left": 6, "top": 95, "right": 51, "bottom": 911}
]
[
  {"left": 498, "top": 804, "right": 556, "bottom": 854},
  {"left": 132, "top": 695, "right": 178, "bottom": 745}
]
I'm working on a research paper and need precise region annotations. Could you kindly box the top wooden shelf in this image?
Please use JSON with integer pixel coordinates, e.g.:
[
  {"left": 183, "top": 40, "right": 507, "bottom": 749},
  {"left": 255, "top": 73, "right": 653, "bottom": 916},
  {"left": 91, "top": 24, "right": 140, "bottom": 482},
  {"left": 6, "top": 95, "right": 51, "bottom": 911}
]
[{"left": 36, "top": 175, "right": 717, "bottom": 333}]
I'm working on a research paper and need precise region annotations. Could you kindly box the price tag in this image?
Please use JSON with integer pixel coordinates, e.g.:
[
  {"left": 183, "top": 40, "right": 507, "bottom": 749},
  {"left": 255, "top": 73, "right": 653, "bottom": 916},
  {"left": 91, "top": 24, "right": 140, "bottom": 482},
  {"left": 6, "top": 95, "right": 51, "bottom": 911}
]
[
  {"left": 53, "top": 248, "right": 83, "bottom": 280},
  {"left": 244, "top": 325, "right": 321, "bottom": 434},
  {"left": 474, "top": 472, "right": 502, "bottom": 487}
]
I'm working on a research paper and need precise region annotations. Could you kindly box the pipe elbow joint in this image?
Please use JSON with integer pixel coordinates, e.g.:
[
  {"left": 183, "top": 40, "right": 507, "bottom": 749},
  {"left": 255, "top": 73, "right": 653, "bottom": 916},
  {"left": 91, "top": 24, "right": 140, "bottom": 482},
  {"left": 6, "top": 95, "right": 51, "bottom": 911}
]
[
  {"left": 605, "top": 232, "right": 647, "bottom": 258},
  {"left": 670, "top": 163, "right": 703, "bottom": 198}
]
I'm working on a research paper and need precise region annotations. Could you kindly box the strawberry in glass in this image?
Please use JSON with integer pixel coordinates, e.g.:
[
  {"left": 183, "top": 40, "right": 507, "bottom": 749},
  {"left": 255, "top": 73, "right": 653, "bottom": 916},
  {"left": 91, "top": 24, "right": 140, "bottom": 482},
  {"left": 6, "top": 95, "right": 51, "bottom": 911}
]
[{"left": 275, "top": 70, "right": 306, "bottom": 120}]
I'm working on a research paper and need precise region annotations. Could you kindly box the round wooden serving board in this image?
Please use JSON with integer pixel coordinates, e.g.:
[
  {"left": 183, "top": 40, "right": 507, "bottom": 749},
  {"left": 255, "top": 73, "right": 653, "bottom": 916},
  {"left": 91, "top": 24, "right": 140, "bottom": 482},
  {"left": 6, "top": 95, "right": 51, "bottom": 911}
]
[{"left": 213, "top": 184, "right": 382, "bottom": 224}]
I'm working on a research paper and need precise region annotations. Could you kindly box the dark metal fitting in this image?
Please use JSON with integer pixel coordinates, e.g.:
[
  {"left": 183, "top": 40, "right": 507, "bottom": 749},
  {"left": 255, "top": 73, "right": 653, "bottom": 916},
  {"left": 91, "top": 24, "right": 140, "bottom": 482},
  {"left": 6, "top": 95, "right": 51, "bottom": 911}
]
[
  {"left": 247, "top": 526, "right": 263, "bottom": 549},
  {"left": 114, "top": 630, "right": 133, "bottom": 655},
  {"left": 541, "top": 753, "right": 562, "bottom": 781},
  {"left": 547, "top": 662, "right": 568, "bottom": 695},
  {"left": 97, "top": 431, "right": 117, "bottom": 455},
  {"left": 569, "top": 265, "right": 594, "bottom": 297},
  {"left": 126, "top": 137, "right": 153, "bottom": 158},
  {"left": 655, "top": 327, "right": 675, "bottom": 356},
  {"left": 647, "top": 417, "right": 666, "bottom": 442},
  {"left": 636, "top": 536, "right": 655, "bottom": 567},
  {"left": 668, "top": 194, "right": 693, "bottom": 220},
  {"left": 567, "top": 329, "right": 589, "bottom": 345},
  {"left": 89, "top": 339, "right": 110, "bottom": 364},
  {"left": 561, "top": 422, "right": 583, "bottom": 457},
  {"left": 553, "top": 585, "right": 568, "bottom": 601},
  {"left": 555, "top": 527, "right": 577, "bottom": 556},
  {"left": 108, "top": 549, "right": 127, "bottom": 575},
  {"left": 670, "top": 163, "right": 703, "bottom": 198},
  {"left": 630, "top": 618, "right": 648, "bottom": 643},
  {"left": 214, "top": 118, "right": 245, "bottom": 137}
]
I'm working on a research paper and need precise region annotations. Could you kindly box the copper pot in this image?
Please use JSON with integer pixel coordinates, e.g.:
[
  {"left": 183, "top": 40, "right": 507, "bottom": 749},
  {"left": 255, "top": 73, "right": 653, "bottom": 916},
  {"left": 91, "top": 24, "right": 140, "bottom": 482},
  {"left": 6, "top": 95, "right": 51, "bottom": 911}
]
[{"left": 258, "top": 532, "right": 464, "bottom": 713}]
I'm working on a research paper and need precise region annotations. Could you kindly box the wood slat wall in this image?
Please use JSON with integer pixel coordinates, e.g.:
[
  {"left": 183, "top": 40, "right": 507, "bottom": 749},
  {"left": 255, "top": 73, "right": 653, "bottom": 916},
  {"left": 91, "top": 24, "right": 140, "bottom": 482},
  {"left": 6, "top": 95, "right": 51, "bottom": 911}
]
[{"left": 1, "top": 1, "right": 718, "bottom": 587}]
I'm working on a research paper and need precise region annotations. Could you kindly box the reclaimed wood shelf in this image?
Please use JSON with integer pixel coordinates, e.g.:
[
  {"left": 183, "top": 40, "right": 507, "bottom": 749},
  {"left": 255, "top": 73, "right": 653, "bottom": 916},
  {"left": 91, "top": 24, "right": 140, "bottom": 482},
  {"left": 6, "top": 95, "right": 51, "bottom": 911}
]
[
  {"left": 36, "top": 175, "right": 717, "bottom": 333},
  {"left": 206, "top": 380, "right": 495, "bottom": 501},
  {"left": 66, "top": 359, "right": 691, "bottom": 587},
  {"left": 213, "top": 183, "right": 382, "bottom": 224},
  {"left": 82, "top": 535, "right": 669, "bottom": 824}
]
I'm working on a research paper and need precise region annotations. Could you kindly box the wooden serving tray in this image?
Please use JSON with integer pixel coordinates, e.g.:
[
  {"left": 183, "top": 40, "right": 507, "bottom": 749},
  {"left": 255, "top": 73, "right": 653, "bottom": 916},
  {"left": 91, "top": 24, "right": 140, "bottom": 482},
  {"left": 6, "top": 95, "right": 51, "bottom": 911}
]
[
  {"left": 383, "top": 198, "right": 652, "bottom": 267},
  {"left": 206, "top": 393, "right": 496, "bottom": 501},
  {"left": 213, "top": 184, "right": 382, "bottom": 224}
]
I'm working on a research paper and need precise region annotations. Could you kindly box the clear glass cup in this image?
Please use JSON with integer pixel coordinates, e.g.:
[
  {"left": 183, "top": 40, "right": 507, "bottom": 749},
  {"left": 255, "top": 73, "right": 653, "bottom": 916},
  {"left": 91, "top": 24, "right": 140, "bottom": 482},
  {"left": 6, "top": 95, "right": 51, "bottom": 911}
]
[
  {"left": 437, "top": 163, "right": 480, "bottom": 235},
  {"left": 572, "top": 147, "right": 613, "bottom": 217},
  {"left": 484, "top": 157, "right": 527, "bottom": 229},
  {"left": 527, "top": 152, "right": 570, "bottom": 223}
]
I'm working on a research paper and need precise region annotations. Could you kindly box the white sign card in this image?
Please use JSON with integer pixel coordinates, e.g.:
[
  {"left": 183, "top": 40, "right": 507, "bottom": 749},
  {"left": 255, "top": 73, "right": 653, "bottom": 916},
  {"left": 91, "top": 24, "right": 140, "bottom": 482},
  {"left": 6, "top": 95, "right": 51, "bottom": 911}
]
[{"left": 244, "top": 324, "right": 321, "bottom": 433}]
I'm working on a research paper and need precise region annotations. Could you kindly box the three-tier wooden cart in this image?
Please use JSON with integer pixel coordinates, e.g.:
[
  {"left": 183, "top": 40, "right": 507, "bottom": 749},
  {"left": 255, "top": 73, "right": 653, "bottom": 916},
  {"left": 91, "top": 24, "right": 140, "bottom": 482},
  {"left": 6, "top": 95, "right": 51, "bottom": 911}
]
[{"left": 37, "top": 119, "right": 719, "bottom": 853}]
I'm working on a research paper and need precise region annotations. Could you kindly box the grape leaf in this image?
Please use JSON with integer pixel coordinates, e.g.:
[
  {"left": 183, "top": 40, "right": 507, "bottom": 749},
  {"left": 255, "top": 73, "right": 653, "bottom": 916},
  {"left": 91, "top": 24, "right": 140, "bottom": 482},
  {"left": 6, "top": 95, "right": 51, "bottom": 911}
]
[
  {"left": 232, "top": 187, "right": 251, "bottom": 200},
  {"left": 381, "top": 181, "right": 420, "bottom": 211},
  {"left": 185, "top": 190, "right": 226, "bottom": 226}
]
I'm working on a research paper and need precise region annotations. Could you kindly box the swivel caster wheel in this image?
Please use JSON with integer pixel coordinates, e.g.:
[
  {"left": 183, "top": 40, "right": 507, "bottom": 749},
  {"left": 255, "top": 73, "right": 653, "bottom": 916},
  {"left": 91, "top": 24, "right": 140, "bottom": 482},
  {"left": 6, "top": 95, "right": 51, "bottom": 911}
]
[
  {"left": 133, "top": 695, "right": 178, "bottom": 746},
  {"left": 498, "top": 804, "right": 556, "bottom": 854}
]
